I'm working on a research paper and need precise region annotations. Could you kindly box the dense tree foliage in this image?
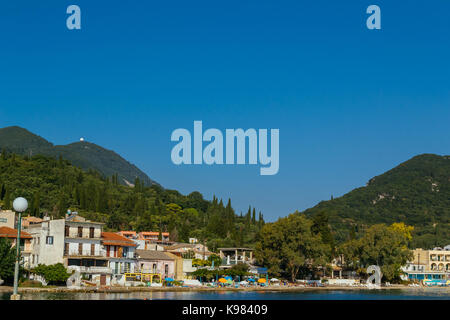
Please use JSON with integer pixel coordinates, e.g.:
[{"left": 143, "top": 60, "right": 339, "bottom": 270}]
[
  {"left": 0, "top": 153, "right": 264, "bottom": 249},
  {"left": 256, "top": 213, "right": 415, "bottom": 283},
  {"left": 338, "top": 223, "right": 414, "bottom": 282},
  {"left": 255, "top": 213, "right": 330, "bottom": 281},
  {"left": 0, "top": 238, "right": 16, "bottom": 283},
  {"left": 304, "top": 154, "right": 450, "bottom": 248}
]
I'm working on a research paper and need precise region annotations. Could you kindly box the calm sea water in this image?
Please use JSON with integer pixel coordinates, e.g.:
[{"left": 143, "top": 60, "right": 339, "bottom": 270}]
[{"left": 1, "top": 288, "right": 449, "bottom": 300}]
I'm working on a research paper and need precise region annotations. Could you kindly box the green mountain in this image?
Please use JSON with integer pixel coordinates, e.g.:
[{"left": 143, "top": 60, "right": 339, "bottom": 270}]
[
  {"left": 303, "top": 154, "right": 450, "bottom": 249},
  {"left": 0, "top": 126, "right": 157, "bottom": 186}
]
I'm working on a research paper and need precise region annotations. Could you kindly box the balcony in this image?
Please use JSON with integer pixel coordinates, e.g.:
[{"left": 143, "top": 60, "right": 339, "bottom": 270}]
[
  {"left": 112, "top": 266, "right": 134, "bottom": 275},
  {"left": 65, "top": 252, "right": 105, "bottom": 258},
  {"left": 68, "top": 266, "right": 112, "bottom": 274}
]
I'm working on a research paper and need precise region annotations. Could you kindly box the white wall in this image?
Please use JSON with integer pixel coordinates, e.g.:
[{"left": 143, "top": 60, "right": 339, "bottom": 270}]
[
  {"left": 66, "top": 239, "right": 101, "bottom": 256},
  {"left": 28, "top": 219, "right": 65, "bottom": 267},
  {"left": 0, "top": 210, "right": 15, "bottom": 229}
]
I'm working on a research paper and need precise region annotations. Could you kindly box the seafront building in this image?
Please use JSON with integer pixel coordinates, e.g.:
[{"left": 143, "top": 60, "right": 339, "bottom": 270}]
[
  {"left": 164, "top": 242, "right": 212, "bottom": 260},
  {"left": 402, "top": 246, "right": 450, "bottom": 280},
  {"left": 135, "top": 249, "right": 176, "bottom": 280},
  {"left": 102, "top": 232, "right": 137, "bottom": 275},
  {"left": 27, "top": 212, "right": 111, "bottom": 285}
]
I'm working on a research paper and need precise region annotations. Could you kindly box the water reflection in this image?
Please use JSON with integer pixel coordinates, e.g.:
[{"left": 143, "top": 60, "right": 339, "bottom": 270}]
[{"left": 1, "top": 288, "right": 446, "bottom": 300}]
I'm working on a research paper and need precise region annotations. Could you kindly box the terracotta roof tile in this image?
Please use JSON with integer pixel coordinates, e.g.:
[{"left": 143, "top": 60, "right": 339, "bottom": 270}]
[
  {"left": 102, "top": 232, "right": 136, "bottom": 246},
  {"left": 0, "top": 226, "right": 32, "bottom": 239}
]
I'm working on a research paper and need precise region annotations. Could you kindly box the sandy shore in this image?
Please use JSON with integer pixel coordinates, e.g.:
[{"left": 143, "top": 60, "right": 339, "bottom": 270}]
[{"left": 2, "top": 284, "right": 447, "bottom": 294}]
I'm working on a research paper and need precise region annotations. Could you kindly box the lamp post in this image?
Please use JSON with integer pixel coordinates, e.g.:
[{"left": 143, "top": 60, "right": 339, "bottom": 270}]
[{"left": 11, "top": 197, "right": 28, "bottom": 300}]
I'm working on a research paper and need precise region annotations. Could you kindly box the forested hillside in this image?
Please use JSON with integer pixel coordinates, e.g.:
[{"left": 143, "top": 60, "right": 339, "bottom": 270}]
[
  {"left": 0, "top": 152, "right": 264, "bottom": 251},
  {"left": 303, "top": 154, "right": 450, "bottom": 249}
]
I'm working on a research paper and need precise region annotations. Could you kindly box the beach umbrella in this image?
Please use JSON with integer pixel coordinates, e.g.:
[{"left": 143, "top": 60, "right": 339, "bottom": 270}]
[
  {"left": 248, "top": 278, "right": 255, "bottom": 282},
  {"left": 258, "top": 278, "right": 266, "bottom": 283},
  {"left": 224, "top": 276, "right": 232, "bottom": 280},
  {"left": 218, "top": 278, "right": 227, "bottom": 283},
  {"left": 239, "top": 281, "right": 248, "bottom": 285},
  {"left": 270, "top": 278, "right": 279, "bottom": 282},
  {"left": 165, "top": 277, "right": 174, "bottom": 282}
]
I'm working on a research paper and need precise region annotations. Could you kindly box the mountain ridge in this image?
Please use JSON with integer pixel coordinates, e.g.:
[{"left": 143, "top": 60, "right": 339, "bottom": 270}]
[
  {"left": 303, "top": 153, "right": 450, "bottom": 248},
  {"left": 0, "top": 126, "right": 157, "bottom": 187}
]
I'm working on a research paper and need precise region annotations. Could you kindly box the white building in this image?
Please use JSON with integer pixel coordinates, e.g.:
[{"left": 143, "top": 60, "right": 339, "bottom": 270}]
[
  {"left": 164, "top": 242, "right": 212, "bottom": 260},
  {"left": 26, "top": 212, "right": 111, "bottom": 286},
  {"left": 27, "top": 218, "right": 65, "bottom": 267}
]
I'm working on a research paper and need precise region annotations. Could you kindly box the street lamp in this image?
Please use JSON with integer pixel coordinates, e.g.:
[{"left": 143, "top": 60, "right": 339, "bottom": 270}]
[{"left": 11, "top": 197, "right": 28, "bottom": 300}]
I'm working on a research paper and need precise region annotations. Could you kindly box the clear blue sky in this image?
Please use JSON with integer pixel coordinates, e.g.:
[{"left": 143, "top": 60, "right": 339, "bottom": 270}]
[{"left": 0, "top": 1, "right": 449, "bottom": 221}]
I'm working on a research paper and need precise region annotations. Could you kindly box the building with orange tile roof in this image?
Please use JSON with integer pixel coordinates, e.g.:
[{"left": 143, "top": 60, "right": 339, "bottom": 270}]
[
  {"left": 102, "top": 232, "right": 137, "bottom": 281},
  {"left": 117, "top": 231, "right": 137, "bottom": 239},
  {"left": 138, "top": 231, "right": 170, "bottom": 242},
  {"left": 22, "top": 215, "right": 44, "bottom": 228},
  {"left": 0, "top": 226, "right": 33, "bottom": 268}
]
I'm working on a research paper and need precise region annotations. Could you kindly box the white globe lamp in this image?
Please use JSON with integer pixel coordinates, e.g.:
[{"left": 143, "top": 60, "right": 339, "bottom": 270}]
[{"left": 13, "top": 197, "right": 28, "bottom": 213}]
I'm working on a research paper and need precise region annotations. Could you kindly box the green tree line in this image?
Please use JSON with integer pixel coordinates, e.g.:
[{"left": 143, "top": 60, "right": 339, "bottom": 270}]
[{"left": 0, "top": 152, "right": 264, "bottom": 249}]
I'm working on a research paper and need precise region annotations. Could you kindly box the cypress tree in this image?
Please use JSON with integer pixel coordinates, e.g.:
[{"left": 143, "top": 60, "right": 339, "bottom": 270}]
[
  {"left": 3, "top": 188, "right": 11, "bottom": 209},
  {"left": 0, "top": 183, "right": 5, "bottom": 200},
  {"left": 245, "top": 206, "right": 251, "bottom": 225}
]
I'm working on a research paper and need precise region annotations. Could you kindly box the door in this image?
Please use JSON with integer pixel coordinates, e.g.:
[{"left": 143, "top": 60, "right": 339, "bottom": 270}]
[{"left": 100, "top": 275, "right": 106, "bottom": 286}]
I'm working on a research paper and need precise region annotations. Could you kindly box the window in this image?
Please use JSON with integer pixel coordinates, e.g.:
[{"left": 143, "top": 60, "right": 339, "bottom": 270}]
[
  {"left": 164, "top": 264, "right": 169, "bottom": 276},
  {"left": 123, "top": 247, "right": 128, "bottom": 258},
  {"left": 89, "top": 227, "right": 95, "bottom": 238},
  {"left": 78, "top": 227, "right": 83, "bottom": 237},
  {"left": 91, "top": 244, "right": 95, "bottom": 256},
  {"left": 153, "top": 263, "right": 157, "bottom": 273},
  {"left": 65, "top": 226, "right": 70, "bottom": 237},
  {"left": 46, "top": 236, "right": 54, "bottom": 245},
  {"left": 78, "top": 243, "right": 83, "bottom": 255},
  {"left": 64, "top": 243, "right": 69, "bottom": 256}
]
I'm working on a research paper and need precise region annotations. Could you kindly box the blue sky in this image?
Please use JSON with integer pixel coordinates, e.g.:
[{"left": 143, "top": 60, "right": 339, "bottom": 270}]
[{"left": 0, "top": 1, "right": 449, "bottom": 221}]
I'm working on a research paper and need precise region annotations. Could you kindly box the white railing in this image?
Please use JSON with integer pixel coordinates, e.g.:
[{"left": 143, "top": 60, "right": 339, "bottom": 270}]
[{"left": 68, "top": 266, "right": 112, "bottom": 274}]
